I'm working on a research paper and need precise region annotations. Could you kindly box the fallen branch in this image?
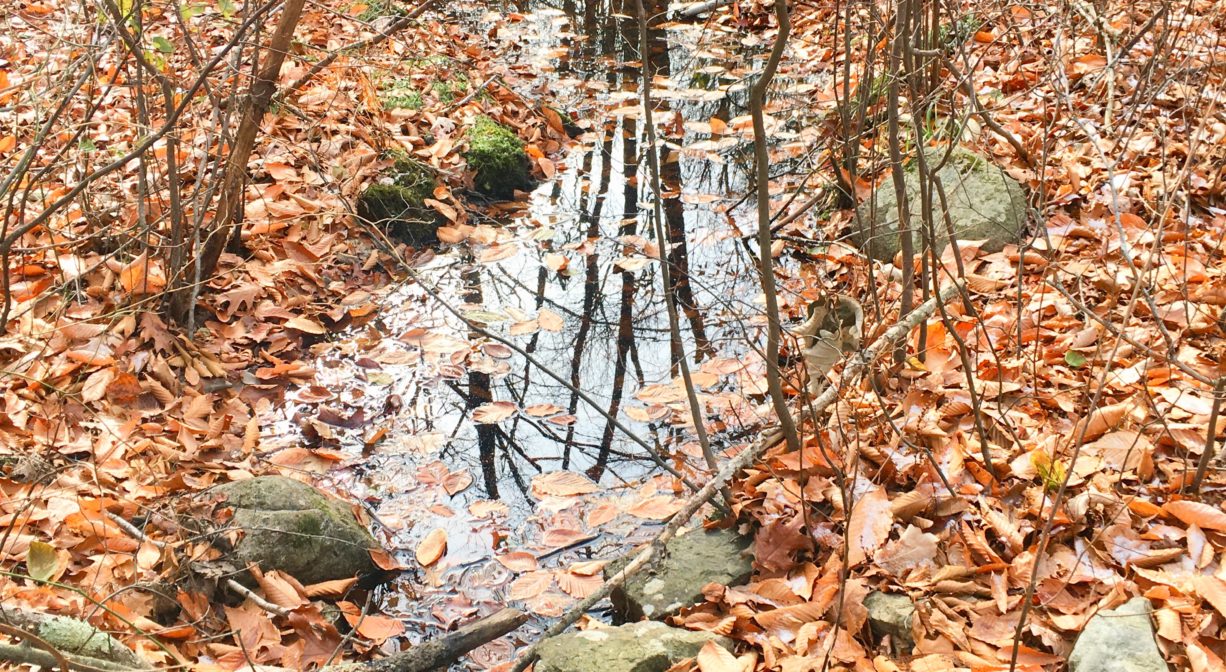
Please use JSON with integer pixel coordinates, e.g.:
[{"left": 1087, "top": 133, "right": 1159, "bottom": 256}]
[
  {"left": 509, "top": 283, "right": 962, "bottom": 672},
  {"left": 323, "top": 608, "right": 527, "bottom": 672},
  {"left": 0, "top": 607, "right": 151, "bottom": 671}
]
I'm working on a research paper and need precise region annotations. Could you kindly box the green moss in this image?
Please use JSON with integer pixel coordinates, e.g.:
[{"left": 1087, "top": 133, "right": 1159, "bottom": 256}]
[
  {"left": 358, "top": 0, "right": 405, "bottom": 22},
  {"left": 431, "top": 73, "right": 468, "bottom": 103},
  {"left": 464, "top": 116, "right": 531, "bottom": 199},
  {"left": 356, "top": 155, "right": 441, "bottom": 246},
  {"left": 381, "top": 78, "right": 423, "bottom": 110}
]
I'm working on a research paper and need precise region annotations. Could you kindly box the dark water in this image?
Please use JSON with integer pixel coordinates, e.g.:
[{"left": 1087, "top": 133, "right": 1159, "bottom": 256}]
[{"left": 263, "top": 0, "right": 825, "bottom": 661}]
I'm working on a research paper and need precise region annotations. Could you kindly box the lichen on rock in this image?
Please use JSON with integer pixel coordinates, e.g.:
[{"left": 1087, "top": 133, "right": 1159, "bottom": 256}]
[
  {"left": 356, "top": 153, "right": 440, "bottom": 247},
  {"left": 853, "top": 146, "right": 1027, "bottom": 261},
  {"left": 535, "top": 621, "right": 733, "bottom": 672},
  {"left": 607, "top": 526, "right": 753, "bottom": 623},
  {"left": 463, "top": 115, "right": 531, "bottom": 199},
  {"left": 213, "top": 476, "right": 379, "bottom": 585}
]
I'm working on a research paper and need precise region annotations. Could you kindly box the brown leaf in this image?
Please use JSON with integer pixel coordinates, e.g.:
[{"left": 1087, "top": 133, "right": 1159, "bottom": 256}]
[
  {"left": 696, "top": 640, "right": 740, "bottom": 672},
  {"left": 442, "top": 470, "right": 473, "bottom": 496},
  {"left": 532, "top": 471, "right": 600, "bottom": 498},
  {"left": 338, "top": 601, "right": 405, "bottom": 644},
  {"left": 473, "top": 401, "right": 517, "bottom": 424},
  {"left": 509, "top": 570, "right": 553, "bottom": 600},
  {"left": 415, "top": 529, "right": 447, "bottom": 567},
  {"left": 495, "top": 551, "right": 538, "bottom": 572},
  {"left": 846, "top": 486, "right": 892, "bottom": 566},
  {"left": 1164, "top": 500, "right": 1226, "bottom": 532}
]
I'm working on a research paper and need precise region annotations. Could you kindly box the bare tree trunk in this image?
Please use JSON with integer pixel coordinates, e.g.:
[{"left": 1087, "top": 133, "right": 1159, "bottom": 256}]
[{"left": 167, "top": 0, "right": 308, "bottom": 329}]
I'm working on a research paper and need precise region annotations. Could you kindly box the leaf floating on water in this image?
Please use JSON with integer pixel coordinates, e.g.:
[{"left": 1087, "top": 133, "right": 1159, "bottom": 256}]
[
  {"left": 415, "top": 529, "right": 447, "bottom": 567},
  {"left": 495, "top": 551, "right": 539, "bottom": 572},
  {"left": 508, "top": 570, "right": 553, "bottom": 600},
  {"left": 626, "top": 494, "right": 683, "bottom": 520},
  {"left": 541, "top": 528, "right": 591, "bottom": 548},
  {"left": 442, "top": 470, "right": 473, "bottom": 496},
  {"left": 470, "top": 500, "right": 509, "bottom": 518},
  {"left": 473, "top": 401, "right": 517, "bottom": 423},
  {"left": 524, "top": 403, "right": 564, "bottom": 417},
  {"left": 538, "top": 308, "right": 564, "bottom": 332},
  {"left": 532, "top": 471, "right": 600, "bottom": 497}
]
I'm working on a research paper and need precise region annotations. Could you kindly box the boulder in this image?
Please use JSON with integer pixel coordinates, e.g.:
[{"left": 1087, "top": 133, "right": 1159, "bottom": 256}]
[
  {"left": 864, "top": 591, "right": 915, "bottom": 652},
  {"left": 853, "top": 147, "right": 1026, "bottom": 261},
  {"left": 464, "top": 116, "right": 531, "bottom": 198},
  {"left": 608, "top": 527, "right": 753, "bottom": 622},
  {"left": 1068, "top": 597, "right": 1169, "bottom": 672},
  {"left": 535, "top": 621, "right": 733, "bottom": 672},
  {"left": 214, "top": 476, "right": 378, "bottom": 585},
  {"left": 356, "top": 155, "right": 440, "bottom": 247}
]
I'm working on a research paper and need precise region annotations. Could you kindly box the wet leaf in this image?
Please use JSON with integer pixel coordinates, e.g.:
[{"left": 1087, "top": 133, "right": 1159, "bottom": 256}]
[
  {"left": 495, "top": 551, "right": 538, "bottom": 572},
  {"left": 532, "top": 471, "right": 600, "bottom": 497},
  {"left": 473, "top": 401, "right": 517, "bottom": 423},
  {"left": 415, "top": 529, "right": 447, "bottom": 567}
]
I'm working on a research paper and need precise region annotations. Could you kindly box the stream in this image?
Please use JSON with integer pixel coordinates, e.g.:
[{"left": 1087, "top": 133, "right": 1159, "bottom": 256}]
[{"left": 262, "top": 0, "right": 826, "bottom": 664}]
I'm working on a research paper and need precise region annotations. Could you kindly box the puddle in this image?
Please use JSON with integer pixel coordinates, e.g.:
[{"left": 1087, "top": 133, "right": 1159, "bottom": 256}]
[{"left": 259, "top": 0, "right": 828, "bottom": 663}]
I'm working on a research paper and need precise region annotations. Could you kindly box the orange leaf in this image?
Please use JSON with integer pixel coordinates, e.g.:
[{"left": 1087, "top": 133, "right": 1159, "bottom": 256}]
[
  {"left": 473, "top": 401, "right": 517, "bottom": 424},
  {"left": 338, "top": 601, "right": 405, "bottom": 644},
  {"left": 1164, "top": 500, "right": 1226, "bottom": 532},
  {"left": 509, "top": 570, "right": 553, "bottom": 600},
  {"left": 846, "top": 486, "right": 892, "bottom": 566},
  {"left": 415, "top": 528, "right": 447, "bottom": 567},
  {"left": 495, "top": 551, "right": 538, "bottom": 572},
  {"left": 696, "top": 640, "right": 740, "bottom": 672}
]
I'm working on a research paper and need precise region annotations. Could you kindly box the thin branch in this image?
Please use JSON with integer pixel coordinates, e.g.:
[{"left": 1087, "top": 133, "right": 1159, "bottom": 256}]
[{"left": 751, "top": 0, "right": 801, "bottom": 454}]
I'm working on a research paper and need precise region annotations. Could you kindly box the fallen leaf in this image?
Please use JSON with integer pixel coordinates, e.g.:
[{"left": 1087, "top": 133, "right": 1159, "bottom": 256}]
[{"left": 415, "top": 529, "right": 447, "bottom": 567}]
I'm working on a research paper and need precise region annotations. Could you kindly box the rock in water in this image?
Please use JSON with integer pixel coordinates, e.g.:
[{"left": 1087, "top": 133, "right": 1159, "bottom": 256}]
[
  {"left": 853, "top": 147, "right": 1027, "bottom": 261},
  {"left": 864, "top": 591, "right": 916, "bottom": 652},
  {"left": 535, "top": 622, "right": 733, "bottom": 672},
  {"left": 608, "top": 527, "right": 753, "bottom": 622},
  {"left": 1068, "top": 597, "right": 1169, "bottom": 672},
  {"left": 214, "top": 476, "right": 378, "bottom": 584}
]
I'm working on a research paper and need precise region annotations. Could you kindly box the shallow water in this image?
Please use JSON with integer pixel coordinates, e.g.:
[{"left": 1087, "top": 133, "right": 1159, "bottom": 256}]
[{"left": 262, "top": 0, "right": 822, "bottom": 661}]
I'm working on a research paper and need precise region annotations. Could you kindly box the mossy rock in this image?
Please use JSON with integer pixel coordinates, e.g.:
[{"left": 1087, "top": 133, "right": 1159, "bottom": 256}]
[
  {"left": 606, "top": 527, "right": 754, "bottom": 622},
  {"left": 853, "top": 147, "right": 1027, "bottom": 261},
  {"left": 356, "top": 156, "right": 440, "bottom": 246},
  {"left": 214, "top": 476, "right": 378, "bottom": 585},
  {"left": 464, "top": 116, "right": 531, "bottom": 199},
  {"left": 535, "top": 622, "right": 733, "bottom": 672}
]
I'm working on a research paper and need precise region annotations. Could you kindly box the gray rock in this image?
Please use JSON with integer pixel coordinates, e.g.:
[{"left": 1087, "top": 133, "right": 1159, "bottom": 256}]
[
  {"left": 535, "top": 621, "right": 733, "bottom": 672},
  {"left": 854, "top": 147, "right": 1027, "bottom": 261},
  {"left": 607, "top": 527, "right": 753, "bottom": 622},
  {"left": 214, "top": 476, "right": 378, "bottom": 584},
  {"left": 865, "top": 591, "right": 915, "bottom": 651},
  {"left": 1068, "top": 597, "right": 1169, "bottom": 672}
]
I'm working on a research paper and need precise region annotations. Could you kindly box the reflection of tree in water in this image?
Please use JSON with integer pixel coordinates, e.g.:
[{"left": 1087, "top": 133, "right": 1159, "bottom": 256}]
[{"left": 445, "top": 0, "right": 783, "bottom": 499}]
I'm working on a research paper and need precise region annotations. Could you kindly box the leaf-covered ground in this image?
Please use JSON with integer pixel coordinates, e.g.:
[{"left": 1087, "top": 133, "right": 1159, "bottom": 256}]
[{"left": 2, "top": 0, "right": 1226, "bottom": 670}]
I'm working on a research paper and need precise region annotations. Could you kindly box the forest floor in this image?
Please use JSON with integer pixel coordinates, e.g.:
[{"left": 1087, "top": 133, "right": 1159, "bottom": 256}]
[{"left": 1, "top": 0, "right": 1226, "bottom": 671}]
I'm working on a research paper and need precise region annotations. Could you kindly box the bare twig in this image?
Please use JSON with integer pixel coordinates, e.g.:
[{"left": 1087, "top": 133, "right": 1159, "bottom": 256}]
[
  {"left": 751, "top": 0, "right": 801, "bottom": 454},
  {"left": 635, "top": 0, "right": 726, "bottom": 501}
]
